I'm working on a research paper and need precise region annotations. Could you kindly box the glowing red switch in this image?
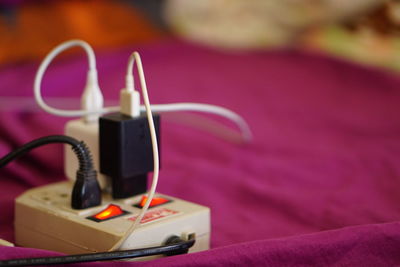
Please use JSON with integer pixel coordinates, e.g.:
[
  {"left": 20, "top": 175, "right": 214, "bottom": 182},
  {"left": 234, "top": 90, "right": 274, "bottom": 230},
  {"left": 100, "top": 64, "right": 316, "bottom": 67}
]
[
  {"left": 87, "top": 204, "right": 129, "bottom": 222},
  {"left": 136, "top": 196, "right": 171, "bottom": 208}
]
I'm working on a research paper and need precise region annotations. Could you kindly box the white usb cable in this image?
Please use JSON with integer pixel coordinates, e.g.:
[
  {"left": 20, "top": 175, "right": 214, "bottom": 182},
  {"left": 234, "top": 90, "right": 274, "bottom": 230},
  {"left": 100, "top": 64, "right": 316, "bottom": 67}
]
[
  {"left": 109, "top": 52, "right": 159, "bottom": 251},
  {"left": 34, "top": 40, "right": 252, "bottom": 142}
]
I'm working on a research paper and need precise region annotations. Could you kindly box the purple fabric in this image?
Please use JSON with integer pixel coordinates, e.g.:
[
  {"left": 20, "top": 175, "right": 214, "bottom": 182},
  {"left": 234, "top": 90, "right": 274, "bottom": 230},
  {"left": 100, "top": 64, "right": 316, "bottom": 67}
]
[{"left": 1, "top": 40, "right": 400, "bottom": 266}]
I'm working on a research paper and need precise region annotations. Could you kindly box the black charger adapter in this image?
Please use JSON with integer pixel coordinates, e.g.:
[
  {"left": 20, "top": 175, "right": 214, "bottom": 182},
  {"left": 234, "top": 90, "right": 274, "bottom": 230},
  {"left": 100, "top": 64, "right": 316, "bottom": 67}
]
[{"left": 99, "top": 112, "right": 160, "bottom": 199}]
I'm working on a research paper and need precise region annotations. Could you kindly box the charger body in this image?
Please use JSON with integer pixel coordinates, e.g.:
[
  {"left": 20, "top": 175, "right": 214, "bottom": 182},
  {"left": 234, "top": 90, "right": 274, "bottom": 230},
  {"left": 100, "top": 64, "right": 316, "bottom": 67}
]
[{"left": 99, "top": 112, "right": 161, "bottom": 198}]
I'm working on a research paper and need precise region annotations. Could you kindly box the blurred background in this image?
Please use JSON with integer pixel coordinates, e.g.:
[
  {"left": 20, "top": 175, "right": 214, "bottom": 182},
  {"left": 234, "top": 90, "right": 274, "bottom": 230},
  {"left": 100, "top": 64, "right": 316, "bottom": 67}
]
[
  {"left": 2, "top": 1, "right": 400, "bottom": 260},
  {"left": 0, "top": 0, "right": 399, "bottom": 70}
]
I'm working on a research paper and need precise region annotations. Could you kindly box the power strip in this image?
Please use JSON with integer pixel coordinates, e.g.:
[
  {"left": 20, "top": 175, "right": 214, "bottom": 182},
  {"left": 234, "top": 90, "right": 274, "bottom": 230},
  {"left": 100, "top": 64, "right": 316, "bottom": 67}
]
[
  {"left": 9, "top": 40, "right": 251, "bottom": 263},
  {"left": 15, "top": 181, "right": 210, "bottom": 258}
]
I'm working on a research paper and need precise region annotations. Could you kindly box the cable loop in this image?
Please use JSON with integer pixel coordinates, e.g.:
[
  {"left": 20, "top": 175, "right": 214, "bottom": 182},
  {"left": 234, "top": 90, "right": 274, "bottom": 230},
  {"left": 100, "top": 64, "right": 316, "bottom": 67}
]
[{"left": 34, "top": 40, "right": 252, "bottom": 142}]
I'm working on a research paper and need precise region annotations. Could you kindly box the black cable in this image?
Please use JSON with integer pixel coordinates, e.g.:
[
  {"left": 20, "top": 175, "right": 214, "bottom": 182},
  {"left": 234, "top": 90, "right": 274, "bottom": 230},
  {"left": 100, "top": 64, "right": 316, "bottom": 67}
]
[
  {"left": 0, "top": 236, "right": 195, "bottom": 266},
  {"left": 0, "top": 135, "right": 101, "bottom": 209},
  {"left": 0, "top": 135, "right": 92, "bottom": 171}
]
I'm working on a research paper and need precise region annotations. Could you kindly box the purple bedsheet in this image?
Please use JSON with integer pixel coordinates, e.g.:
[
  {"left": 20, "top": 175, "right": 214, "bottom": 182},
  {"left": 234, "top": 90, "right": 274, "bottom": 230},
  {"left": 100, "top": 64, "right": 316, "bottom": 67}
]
[{"left": 1, "top": 40, "right": 400, "bottom": 266}]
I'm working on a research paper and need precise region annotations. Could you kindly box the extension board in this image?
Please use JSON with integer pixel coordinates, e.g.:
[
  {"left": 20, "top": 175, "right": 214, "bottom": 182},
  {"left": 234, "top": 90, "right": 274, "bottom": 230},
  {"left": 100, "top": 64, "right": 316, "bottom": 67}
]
[{"left": 15, "top": 181, "right": 210, "bottom": 256}]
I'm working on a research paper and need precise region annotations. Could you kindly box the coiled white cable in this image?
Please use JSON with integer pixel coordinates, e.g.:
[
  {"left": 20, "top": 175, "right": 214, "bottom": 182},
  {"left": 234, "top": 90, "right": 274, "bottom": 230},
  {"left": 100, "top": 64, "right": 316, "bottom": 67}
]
[
  {"left": 34, "top": 40, "right": 252, "bottom": 142},
  {"left": 34, "top": 40, "right": 105, "bottom": 121}
]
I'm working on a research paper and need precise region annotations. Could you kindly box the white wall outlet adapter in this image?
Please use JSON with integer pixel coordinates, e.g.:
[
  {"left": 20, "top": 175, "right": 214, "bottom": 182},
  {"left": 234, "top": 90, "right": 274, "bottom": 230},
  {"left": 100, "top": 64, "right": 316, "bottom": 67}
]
[
  {"left": 64, "top": 119, "right": 109, "bottom": 189},
  {"left": 15, "top": 181, "right": 210, "bottom": 256}
]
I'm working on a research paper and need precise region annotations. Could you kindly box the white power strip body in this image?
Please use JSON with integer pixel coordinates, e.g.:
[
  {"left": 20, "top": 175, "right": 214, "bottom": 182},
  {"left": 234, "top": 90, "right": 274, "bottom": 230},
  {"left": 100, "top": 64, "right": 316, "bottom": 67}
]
[
  {"left": 15, "top": 181, "right": 210, "bottom": 256},
  {"left": 64, "top": 119, "right": 109, "bottom": 189}
]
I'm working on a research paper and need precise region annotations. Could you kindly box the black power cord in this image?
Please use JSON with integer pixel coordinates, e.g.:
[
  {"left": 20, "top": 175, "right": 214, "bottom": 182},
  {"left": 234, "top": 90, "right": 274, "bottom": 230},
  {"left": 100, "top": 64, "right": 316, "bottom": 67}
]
[
  {"left": 0, "top": 135, "right": 101, "bottom": 209},
  {"left": 0, "top": 236, "right": 195, "bottom": 266}
]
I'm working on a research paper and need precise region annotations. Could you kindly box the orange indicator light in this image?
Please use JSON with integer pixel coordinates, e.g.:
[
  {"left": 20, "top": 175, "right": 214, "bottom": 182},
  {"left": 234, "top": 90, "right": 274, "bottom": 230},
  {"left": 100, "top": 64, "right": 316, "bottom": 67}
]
[
  {"left": 138, "top": 196, "right": 170, "bottom": 208},
  {"left": 88, "top": 204, "right": 128, "bottom": 222}
]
